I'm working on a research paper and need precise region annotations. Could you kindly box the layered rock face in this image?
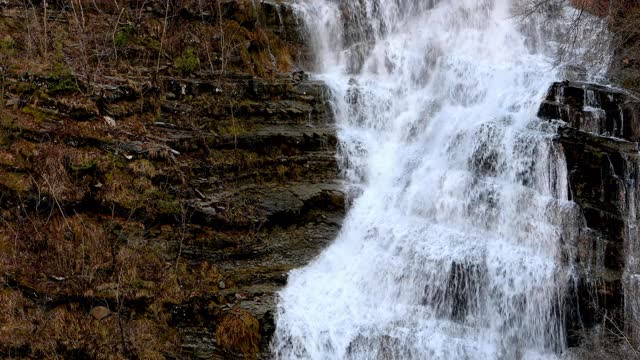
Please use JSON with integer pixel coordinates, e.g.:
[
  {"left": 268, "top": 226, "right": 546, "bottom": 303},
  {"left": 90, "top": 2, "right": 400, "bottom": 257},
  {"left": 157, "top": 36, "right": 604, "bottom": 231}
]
[
  {"left": 539, "top": 81, "right": 640, "bottom": 345},
  {"left": 3, "top": 0, "right": 640, "bottom": 357},
  {"left": 0, "top": 1, "right": 343, "bottom": 358}
]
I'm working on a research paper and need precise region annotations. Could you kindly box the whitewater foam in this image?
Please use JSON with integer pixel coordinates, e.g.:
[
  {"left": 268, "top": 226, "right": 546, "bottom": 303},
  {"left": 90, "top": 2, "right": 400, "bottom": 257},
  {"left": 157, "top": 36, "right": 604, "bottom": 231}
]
[{"left": 272, "top": 1, "right": 583, "bottom": 359}]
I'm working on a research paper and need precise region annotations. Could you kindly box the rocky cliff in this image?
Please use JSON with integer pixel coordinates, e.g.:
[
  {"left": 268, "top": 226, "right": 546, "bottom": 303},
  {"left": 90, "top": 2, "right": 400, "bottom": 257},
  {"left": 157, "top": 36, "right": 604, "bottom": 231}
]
[
  {"left": 0, "top": 1, "right": 343, "bottom": 358},
  {"left": 3, "top": 0, "right": 640, "bottom": 358},
  {"left": 539, "top": 81, "right": 640, "bottom": 349}
]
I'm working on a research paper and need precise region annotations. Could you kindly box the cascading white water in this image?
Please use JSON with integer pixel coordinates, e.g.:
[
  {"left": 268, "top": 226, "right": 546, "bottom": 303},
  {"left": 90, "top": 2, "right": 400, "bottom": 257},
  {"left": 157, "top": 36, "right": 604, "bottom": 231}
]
[{"left": 272, "top": 1, "right": 581, "bottom": 359}]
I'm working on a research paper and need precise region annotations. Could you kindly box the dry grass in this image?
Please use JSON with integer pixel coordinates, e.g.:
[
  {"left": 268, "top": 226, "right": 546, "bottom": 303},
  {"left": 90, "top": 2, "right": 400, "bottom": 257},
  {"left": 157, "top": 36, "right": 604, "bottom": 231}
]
[
  {"left": 0, "top": 172, "right": 32, "bottom": 192},
  {"left": 215, "top": 308, "right": 261, "bottom": 359},
  {"left": 0, "top": 150, "right": 16, "bottom": 166},
  {"left": 0, "top": 289, "right": 43, "bottom": 351},
  {"left": 0, "top": 211, "right": 197, "bottom": 359},
  {"left": 1, "top": 213, "right": 111, "bottom": 296},
  {"left": 10, "top": 140, "right": 38, "bottom": 164},
  {"left": 116, "top": 242, "right": 168, "bottom": 297},
  {"left": 33, "top": 144, "right": 99, "bottom": 203},
  {"left": 0, "top": 1, "right": 301, "bottom": 358},
  {"left": 127, "top": 317, "right": 179, "bottom": 360},
  {"left": 128, "top": 159, "right": 157, "bottom": 178},
  {"left": 0, "top": 288, "right": 179, "bottom": 359},
  {"left": 45, "top": 214, "right": 112, "bottom": 282},
  {"left": 0, "top": 0, "right": 299, "bottom": 87},
  {"left": 0, "top": 227, "right": 17, "bottom": 274}
]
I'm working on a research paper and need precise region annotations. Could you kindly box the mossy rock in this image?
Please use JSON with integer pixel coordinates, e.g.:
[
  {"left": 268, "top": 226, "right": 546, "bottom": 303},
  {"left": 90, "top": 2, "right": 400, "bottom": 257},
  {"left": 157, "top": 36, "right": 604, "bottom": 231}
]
[
  {"left": 47, "top": 64, "right": 80, "bottom": 95},
  {"left": 144, "top": 188, "right": 181, "bottom": 216},
  {"left": 10, "top": 82, "right": 38, "bottom": 96},
  {"left": 129, "top": 159, "right": 157, "bottom": 178},
  {"left": 0, "top": 172, "right": 31, "bottom": 192},
  {"left": 138, "top": 37, "right": 161, "bottom": 52},
  {"left": 22, "top": 106, "right": 55, "bottom": 123},
  {"left": 0, "top": 134, "right": 12, "bottom": 148}
]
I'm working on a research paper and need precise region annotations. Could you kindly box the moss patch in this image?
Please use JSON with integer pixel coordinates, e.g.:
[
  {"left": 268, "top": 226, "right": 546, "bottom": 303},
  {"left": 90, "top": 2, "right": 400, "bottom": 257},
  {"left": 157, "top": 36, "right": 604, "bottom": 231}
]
[
  {"left": 22, "top": 106, "right": 54, "bottom": 123},
  {"left": 47, "top": 64, "right": 80, "bottom": 95},
  {"left": 0, "top": 172, "right": 31, "bottom": 192},
  {"left": 114, "top": 24, "right": 137, "bottom": 48},
  {"left": 174, "top": 48, "right": 200, "bottom": 75}
]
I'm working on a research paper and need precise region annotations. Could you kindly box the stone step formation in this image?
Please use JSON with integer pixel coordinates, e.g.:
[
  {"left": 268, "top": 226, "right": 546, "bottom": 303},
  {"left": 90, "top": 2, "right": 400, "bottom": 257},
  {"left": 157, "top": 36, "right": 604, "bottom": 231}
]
[
  {"left": 0, "top": 1, "right": 342, "bottom": 358},
  {"left": 0, "top": 0, "right": 639, "bottom": 359}
]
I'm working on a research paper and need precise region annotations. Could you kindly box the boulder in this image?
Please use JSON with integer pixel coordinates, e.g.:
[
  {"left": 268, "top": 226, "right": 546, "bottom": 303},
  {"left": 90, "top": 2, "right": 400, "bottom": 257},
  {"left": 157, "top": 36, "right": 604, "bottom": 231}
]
[{"left": 89, "top": 306, "right": 112, "bottom": 321}]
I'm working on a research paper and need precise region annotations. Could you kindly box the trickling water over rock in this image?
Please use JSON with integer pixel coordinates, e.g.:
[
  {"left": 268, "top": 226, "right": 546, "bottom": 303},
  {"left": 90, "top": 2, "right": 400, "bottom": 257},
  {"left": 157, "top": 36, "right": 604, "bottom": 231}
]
[
  {"left": 539, "top": 81, "right": 640, "bottom": 141},
  {"left": 538, "top": 81, "right": 640, "bottom": 346}
]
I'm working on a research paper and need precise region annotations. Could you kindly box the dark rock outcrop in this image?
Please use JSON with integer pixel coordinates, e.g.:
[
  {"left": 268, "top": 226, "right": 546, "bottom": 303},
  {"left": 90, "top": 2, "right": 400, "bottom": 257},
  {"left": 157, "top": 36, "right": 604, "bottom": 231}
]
[
  {"left": 539, "top": 81, "right": 640, "bottom": 346},
  {"left": 539, "top": 81, "right": 640, "bottom": 141}
]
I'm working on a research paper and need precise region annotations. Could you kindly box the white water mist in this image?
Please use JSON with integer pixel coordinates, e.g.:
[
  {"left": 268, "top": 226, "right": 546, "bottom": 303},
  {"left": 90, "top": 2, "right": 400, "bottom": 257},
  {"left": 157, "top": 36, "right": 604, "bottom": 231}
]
[{"left": 272, "top": 1, "right": 582, "bottom": 359}]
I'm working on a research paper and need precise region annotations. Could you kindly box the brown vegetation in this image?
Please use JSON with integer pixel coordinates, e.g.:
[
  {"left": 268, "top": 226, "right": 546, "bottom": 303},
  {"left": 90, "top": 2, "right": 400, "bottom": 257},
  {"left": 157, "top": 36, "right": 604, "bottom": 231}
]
[
  {"left": 0, "top": 0, "right": 317, "bottom": 358},
  {"left": 0, "top": 0, "right": 297, "bottom": 87},
  {"left": 215, "top": 308, "right": 261, "bottom": 359}
]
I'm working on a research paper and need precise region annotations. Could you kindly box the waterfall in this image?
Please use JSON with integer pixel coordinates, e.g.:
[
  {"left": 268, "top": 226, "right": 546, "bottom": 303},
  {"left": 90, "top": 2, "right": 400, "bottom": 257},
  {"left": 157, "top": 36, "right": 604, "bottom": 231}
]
[{"left": 272, "top": 0, "right": 582, "bottom": 358}]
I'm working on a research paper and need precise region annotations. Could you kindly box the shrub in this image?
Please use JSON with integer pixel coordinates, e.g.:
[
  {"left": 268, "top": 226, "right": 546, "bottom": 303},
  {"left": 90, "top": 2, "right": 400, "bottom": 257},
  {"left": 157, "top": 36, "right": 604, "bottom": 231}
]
[
  {"left": 0, "top": 35, "right": 16, "bottom": 57},
  {"left": 114, "top": 24, "right": 137, "bottom": 48},
  {"left": 48, "top": 63, "right": 79, "bottom": 95},
  {"left": 174, "top": 48, "right": 200, "bottom": 75}
]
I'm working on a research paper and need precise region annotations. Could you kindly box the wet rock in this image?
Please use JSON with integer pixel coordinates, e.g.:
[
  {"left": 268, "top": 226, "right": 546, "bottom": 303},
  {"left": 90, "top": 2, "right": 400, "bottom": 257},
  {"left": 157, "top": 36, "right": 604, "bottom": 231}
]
[
  {"left": 179, "top": 328, "right": 218, "bottom": 359},
  {"left": 539, "top": 81, "right": 640, "bottom": 141},
  {"left": 92, "top": 82, "right": 139, "bottom": 103},
  {"left": 540, "top": 80, "right": 640, "bottom": 346},
  {"left": 190, "top": 182, "right": 344, "bottom": 229},
  {"left": 561, "top": 65, "right": 588, "bottom": 82},
  {"left": 37, "top": 95, "right": 100, "bottom": 120}
]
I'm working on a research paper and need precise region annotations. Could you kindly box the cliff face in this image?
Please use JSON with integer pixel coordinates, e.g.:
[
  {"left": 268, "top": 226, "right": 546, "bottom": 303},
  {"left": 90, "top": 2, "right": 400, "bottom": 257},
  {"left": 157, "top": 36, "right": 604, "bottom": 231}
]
[
  {"left": 539, "top": 81, "right": 640, "bottom": 346},
  {"left": 3, "top": 0, "right": 640, "bottom": 358},
  {"left": 0, "top": 1, "right": 343, "bottom": 358}
]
